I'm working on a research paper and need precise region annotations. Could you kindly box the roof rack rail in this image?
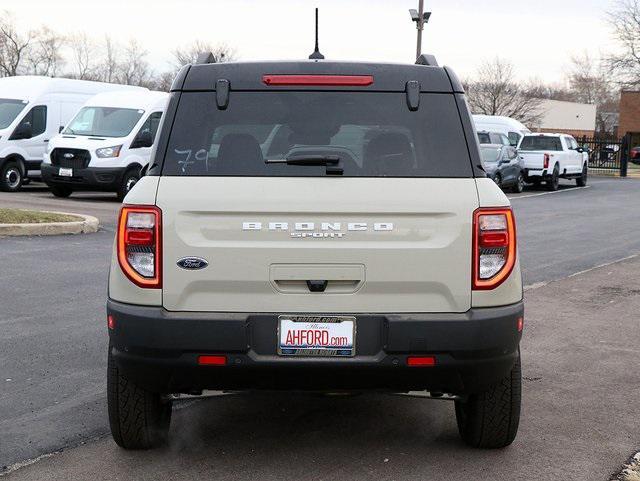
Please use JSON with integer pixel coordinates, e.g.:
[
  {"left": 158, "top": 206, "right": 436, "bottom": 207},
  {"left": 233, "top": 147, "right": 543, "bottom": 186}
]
[
  {"left": 415, "top": 54, "right": 439, "bottom": 67},
  {"left": 196, "top": 51, "right": 216, "bottom": 64}
]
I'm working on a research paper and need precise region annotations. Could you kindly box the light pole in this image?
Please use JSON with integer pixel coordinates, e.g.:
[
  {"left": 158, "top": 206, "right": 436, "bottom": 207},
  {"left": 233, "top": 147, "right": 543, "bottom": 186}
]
[{"left": 409, "top": 1, "right": 432, "bottom": 59}]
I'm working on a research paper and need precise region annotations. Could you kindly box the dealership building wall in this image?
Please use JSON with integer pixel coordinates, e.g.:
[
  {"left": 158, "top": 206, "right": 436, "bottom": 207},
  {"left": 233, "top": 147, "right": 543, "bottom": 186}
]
[{"left": 531, "top": 99, "right": 597, "bottom": 138}]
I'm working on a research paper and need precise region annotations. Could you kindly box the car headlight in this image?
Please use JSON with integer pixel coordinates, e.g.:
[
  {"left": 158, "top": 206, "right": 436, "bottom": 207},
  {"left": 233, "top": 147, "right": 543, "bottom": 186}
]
[{"left": 96, "top": 145, "right": 122, "bottom": 158}]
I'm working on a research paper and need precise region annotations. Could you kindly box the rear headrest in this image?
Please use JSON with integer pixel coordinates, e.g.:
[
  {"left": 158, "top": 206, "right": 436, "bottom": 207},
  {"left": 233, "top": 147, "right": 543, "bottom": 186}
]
[
  {"left": 217, "top": 133, "right": 263, "bottom": 170},
  {"left": 364, "top": 132, "right": 414, "bottom": 174}
]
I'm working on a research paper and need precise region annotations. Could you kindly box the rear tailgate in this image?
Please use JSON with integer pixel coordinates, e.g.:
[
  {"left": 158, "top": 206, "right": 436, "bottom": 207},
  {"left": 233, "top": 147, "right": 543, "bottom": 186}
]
[
  {"left": 158, "top": 177, "right": 478, "bottom": 314},
  {"left": 519, "top": 151, "right": 546, "bottom": 170}
]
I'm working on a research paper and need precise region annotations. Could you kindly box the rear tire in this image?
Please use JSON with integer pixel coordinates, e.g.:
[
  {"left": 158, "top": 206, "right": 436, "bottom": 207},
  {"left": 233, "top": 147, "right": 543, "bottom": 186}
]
[
  {"left": 512, "top": 172, "right": 525, "bottom": 193},
  {"left": 50, "top": 185, "right": 72, "bottom": 198},
  {"left": 454, "top": 351, "right": 521, "bottom": 449},
  {"left": 0, "top": 161, "right": 23, "bottom": 192},
  {"left": 117, "top": 169, "right": 140, "bottom": 202},
  {"left": 493, "top": 173, "right": 502, "bottom": 189},
  {"left": 576, "top": 165, "right": 588, "bottom": 187},
  {"left": 107, "top": 345, "right": 172, "bottom": 449},
  {"left": 546, "top": 165, "right": 559, "bottom": 191}
]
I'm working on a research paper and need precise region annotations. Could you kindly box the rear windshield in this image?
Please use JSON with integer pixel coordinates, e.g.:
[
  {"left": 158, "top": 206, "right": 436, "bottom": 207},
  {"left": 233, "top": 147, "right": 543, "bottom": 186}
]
[
  {"left": 477, "top": 132, "right": 491, "bottom": 144},
  {"left": 519, "top": 136, "right": 563, "bottom": 151},
  {"left": 0, "top": 98, "right": 27, "bottom": 129},
  {"left": 480, "top": 146, "right": 501, "bottom": 163},
  {"left": 64, "top": 107, "right": 144, "bottom": 138},
  {"left": 161, "top": 92, "right": 472, "bottom": 177}
]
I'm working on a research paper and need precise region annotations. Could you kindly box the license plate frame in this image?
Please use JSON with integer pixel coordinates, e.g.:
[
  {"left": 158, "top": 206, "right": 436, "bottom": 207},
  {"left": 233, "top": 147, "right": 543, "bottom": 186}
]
[
  {"left": 277, "top": 315, "right": 356, "bottom": 357},
  {"left": 58, "top": 167, "right": 73, "bottom": 177}
]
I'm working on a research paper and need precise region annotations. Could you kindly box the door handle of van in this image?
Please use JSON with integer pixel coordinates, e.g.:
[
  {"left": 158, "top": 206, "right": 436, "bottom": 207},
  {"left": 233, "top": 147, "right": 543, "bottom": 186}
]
[{"left": 43, "top": 139, "right": 49, "bottom": 143}]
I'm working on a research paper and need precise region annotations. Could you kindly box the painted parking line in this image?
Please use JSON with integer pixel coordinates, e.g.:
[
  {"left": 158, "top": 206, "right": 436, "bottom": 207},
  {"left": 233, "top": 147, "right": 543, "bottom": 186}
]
[
  {"left": 508, "top": 185, "right": 591, "bottom": 200},
  {"left": 524, "top": 253, "right": 640, "bottom": 291}
]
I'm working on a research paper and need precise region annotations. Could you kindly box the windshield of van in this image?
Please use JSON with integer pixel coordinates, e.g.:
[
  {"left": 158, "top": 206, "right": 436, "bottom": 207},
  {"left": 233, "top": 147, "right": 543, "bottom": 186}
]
[
  {"left": 0, "top": 98, "right": 28, "bottom": 129},
  {"left": 63, "top": 107, "right": 144, "bottom": 137},
  {"left": 162, "top": 91, "right": 473, "bottom": 177},
  {"left": 519, "top": 136, "right": 563, "bottom": 151}
]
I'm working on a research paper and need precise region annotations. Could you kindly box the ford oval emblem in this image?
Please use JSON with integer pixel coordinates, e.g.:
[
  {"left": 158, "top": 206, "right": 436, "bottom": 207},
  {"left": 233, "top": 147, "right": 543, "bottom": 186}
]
[
  {"left": 63, "top": 153, "right": 74, "bottom": 159},
  {"left": 177, "top": 257, "right": 208, "bottom": 270}
]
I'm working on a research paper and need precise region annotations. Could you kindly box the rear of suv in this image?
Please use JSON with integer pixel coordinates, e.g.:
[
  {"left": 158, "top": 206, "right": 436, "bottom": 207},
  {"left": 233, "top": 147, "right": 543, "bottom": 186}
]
[{"left": 107, "top": 55, "right": 524, "bottom": 450}]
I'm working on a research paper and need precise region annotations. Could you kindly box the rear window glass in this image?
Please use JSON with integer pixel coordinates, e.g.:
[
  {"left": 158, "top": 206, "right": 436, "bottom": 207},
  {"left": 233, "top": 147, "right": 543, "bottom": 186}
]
[
  {"left": 480, "top": 146, "right": 501, "bottom": 163},
  {"left": 519, "top": 136, "right": 563, "bottom": 151},
  {"left": 477, "top": 132, "right": 491, "bottom": 144},
  {"left": 161, "top": 91, "right": 472, "bottom": 177}
]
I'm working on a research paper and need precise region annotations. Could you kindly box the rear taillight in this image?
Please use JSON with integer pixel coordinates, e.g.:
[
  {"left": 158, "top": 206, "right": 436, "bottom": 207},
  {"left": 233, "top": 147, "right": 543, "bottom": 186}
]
[
  {"left": 473, "top": 208, "right": 516, "bottom": 290},
  {"left": 117, "top": 205, "right": 162, "bottom": 288},
  {"left": 543, "top": 153, "right": 550, "bottom": 169}
]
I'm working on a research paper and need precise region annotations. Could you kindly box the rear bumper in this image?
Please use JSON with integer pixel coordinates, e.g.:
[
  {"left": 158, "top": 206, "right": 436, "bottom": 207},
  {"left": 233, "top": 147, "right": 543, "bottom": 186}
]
[
  {"left": 107, "top": 299, "right": 524, "bottom": 394},
  {"left": 524, "top": 168, "right": 546, "bottom": 179},
  {"left": 42, "top": 164, "right": 126, "bottom": 191}
]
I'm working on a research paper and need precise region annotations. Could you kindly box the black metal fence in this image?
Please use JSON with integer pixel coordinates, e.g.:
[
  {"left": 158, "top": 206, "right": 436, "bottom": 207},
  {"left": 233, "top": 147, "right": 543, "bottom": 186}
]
[{"left": 578, "top": 133, "right": 631, "bottom": 176}]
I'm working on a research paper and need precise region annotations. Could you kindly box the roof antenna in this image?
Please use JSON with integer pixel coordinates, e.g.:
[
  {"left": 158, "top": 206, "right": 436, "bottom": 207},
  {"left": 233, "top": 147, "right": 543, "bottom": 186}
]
[{"left": 308, "top": 8, "right": 325, "bottom": 60}]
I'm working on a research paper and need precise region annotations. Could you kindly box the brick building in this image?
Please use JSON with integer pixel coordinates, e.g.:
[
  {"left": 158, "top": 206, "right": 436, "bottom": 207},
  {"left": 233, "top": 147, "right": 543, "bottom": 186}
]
[{"left": 618, "top": 91, "right": 640, "bottom": 145}]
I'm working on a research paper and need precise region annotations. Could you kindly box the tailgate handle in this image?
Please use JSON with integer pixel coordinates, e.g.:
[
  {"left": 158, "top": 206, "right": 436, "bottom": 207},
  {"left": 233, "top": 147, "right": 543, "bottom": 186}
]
[{"left": 306, "top": 280, "right": 328, "bottom": 292}]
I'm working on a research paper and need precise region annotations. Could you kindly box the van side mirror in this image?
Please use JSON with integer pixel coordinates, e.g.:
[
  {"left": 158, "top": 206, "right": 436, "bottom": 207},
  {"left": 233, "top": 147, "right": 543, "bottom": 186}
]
[
  {"left": 12, "top": 123, "right": 32, "bottom": 140},
  {"left": 59, "top": 126, "right": 64, "bottom": 133},
  {"left": 576, "top": 147, "right": 585, "bottom": 153},
  {"left": 131, "top": 130, "right": 153, "bottom": 149}
]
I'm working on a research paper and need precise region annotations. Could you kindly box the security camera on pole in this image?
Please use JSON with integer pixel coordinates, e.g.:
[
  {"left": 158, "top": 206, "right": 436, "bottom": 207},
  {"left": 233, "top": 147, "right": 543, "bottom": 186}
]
[{"left": 409, "top": 1, "right": 432, "bottom": 60}]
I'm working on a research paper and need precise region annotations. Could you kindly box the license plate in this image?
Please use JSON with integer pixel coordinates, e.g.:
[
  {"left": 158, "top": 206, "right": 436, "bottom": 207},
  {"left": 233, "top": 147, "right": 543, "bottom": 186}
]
[
  {"left": 277, "top": 315, "right": 356, "bottom": 357},
  {"left": 59, "top": 168, "right": 73, "bottom": 177}
]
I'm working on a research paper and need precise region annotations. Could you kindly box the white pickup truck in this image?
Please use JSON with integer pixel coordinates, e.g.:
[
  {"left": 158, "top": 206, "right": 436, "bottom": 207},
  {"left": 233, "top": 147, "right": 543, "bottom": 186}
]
[{"left": 519, "top": 133, "right": 588, "bottom": 190}]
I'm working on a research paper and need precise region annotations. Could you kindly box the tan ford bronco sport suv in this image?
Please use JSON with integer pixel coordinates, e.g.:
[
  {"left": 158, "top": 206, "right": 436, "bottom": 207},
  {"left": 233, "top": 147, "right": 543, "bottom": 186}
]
[{"left": 107, "top": 53, "right": 524, "bottom": 450}]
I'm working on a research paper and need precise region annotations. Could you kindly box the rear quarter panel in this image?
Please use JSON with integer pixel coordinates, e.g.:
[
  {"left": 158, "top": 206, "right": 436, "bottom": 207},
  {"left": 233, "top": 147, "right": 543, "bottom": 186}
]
[
  {"left": 473, "top": 178, "right": 523, "bottom": 307},
  {"left": 108, "top": 176, "right": 162, "bottom": 306}
]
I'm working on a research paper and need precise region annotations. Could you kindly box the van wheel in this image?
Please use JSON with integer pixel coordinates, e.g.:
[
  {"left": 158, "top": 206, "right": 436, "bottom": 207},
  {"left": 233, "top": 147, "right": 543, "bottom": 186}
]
[
  {"left": 546, "top": 165, "right": 559, "bottom": 191},
  {"left": 0, "top": 161, "right": 23, "bottom": 192},
  {"left": 50, "top": 185, "right": 72, "bottom": 198},
  {"left": 512, "top": 173, "right": 525, "bottom": 193},
  {"left": 576, "top": 165, "right": 588, "bottom": 187},
  {"left": 454, "top": 351, "right": 521, "bottom": 449},
  {"left": 117, "top": 169, "right": 140, "bottom": 202},
  {"left": 107, "top": 345, "right": 172, "bottom": 449}
]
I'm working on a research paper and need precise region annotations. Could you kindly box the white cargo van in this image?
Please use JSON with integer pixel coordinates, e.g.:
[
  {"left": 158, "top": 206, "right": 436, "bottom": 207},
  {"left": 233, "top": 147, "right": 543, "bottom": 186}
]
[
  {"left": 0, "top": 76, "right": 146, "bottom": 192},
  {"left": 42, "top": 91, "right": 168, "bottom": 200},
  {"left": 473, "top": 115, "right": 531, "bottom": 147}
]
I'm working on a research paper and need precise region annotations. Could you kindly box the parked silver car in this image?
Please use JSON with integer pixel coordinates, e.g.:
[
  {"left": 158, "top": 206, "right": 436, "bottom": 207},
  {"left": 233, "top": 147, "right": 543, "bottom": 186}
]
[{"left": 480, "top": 144, "right": 525, "bottom": 193}]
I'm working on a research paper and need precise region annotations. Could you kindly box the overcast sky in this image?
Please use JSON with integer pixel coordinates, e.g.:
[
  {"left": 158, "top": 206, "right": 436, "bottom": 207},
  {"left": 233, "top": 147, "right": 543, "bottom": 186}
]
[{"left": 8, "top": 0, "right": 618, "bottom": 84}]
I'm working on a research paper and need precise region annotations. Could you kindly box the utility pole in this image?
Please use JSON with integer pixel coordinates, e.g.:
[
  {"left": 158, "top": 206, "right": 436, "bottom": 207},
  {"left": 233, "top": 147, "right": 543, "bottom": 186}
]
[
  {"left": 409, "top": 1, "right": 432, "bottom": 60},
  {"left": 416, "top": 0, "right": 424, "bottom": 59}
]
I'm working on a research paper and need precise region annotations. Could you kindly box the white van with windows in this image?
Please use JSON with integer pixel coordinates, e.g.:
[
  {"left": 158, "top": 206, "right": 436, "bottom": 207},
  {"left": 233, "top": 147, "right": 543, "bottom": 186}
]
[
  {"left": 42, "top": 91, "right": 168, "bottom": 200},
  {"left": 0, "top": 76, "right": 145, "bottom": 192},
  {"left": 473, "top": 115, "right": 531, "bottom": 147}
]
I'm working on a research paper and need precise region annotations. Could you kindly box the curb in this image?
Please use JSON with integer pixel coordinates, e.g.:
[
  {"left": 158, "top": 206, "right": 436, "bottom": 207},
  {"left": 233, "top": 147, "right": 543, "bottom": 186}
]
[{"left": 0, "top": 212, "right": 100, "bottom": 236}]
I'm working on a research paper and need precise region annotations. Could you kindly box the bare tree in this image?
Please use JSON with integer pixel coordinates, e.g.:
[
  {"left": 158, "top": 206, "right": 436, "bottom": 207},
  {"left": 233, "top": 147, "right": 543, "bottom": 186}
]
[
  {"left": 0, "top": 11, "right": 34, "bottom": 76},
  {"left": 172, "top": 40, "right": 235, "bottom": 69},
  {"left": 98, "top": 35, "right": 120, "bottom": 83},
  {"left": 26, "top": 26, "right": 65, "bottom": 76},
  {"left": 464, "top": 58, "right": 543, "bottom": 125},
  {"left": 116, "top": 39, "right": 151, "bottom": 86},
  {"left": 607, "top": 0, "right": 640, "bottom": 87},
  {"left": 567, "top": 52, "right": 618, "bottom": 133},
  {"left": 68, "top": 32, "right": 97, "bottom": 80}
]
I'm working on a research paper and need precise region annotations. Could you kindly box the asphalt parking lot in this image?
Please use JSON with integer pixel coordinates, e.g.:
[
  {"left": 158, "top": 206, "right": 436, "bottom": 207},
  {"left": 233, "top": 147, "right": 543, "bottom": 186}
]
[{"left": 1, "top": 176, "right": 639, "bottom": 480}]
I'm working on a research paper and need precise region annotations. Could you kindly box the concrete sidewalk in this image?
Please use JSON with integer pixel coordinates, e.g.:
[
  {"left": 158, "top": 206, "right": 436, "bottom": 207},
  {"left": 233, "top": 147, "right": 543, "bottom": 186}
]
[{"left": 3, "top": 257, "right": 640, "bottom": 481}]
